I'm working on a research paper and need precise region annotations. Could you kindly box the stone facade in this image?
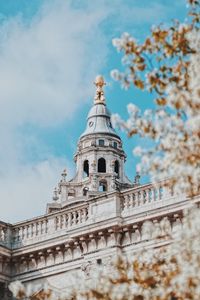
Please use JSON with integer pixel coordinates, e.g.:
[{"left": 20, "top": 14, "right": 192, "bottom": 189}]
[{"left": 0, "top": 76, "right": 199, "bottom": 299}]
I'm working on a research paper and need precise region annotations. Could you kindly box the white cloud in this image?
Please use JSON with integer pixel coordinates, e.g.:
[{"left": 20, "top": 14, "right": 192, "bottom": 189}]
[
  {"left": 0, "top": 1, "right": 109, "bottom": 127},
  {"left": 0, "top": 0, "right": 110, "bottom": 222},
  {"left": 0, "top": 0, "right": 186, "bottom": 223},
  {"left": 0, "top": 157, "right": 72, "bottom": 223}
]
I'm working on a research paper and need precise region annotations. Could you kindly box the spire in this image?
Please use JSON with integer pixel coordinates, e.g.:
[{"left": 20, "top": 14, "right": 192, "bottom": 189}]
[
  {"left": 80, "top": 75, "right": 119, "bottom": 138},
  {"left": 94, "top": 75, "right": 106, "bottom": 104}
]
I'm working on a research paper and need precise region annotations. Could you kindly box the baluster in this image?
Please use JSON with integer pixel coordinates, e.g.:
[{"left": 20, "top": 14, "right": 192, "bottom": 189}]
[
  {"left": 44, "top": 219, "right": 48, "bottom": 233},
  {"left": 16, "top": 227, "right": 20, "bottom": 241},
  {"left": 31, "top": 223, "right": 34, "bottom": 237},
  {"left": 26, "top": 225, "right": 29, "bottom": 239},
  {"left": 11, "top": 228, "right": 14, "bottom": 243},
  {"left": 153, "top": 188, "right": 157, "bottom": 201},
  {"left": 0, "top": 226, "right": 3, "bottom": 241},
  {"left": 54, "top": 217, "right": 58, "bottom": 231},
  {"left": 143, "top": 190, "right": 147, "bottom": 204},
  {"left": 2, "top": 226, "right": 4, "bottom": 241},
  {"left": 137, "top": 191, "right": 141, "bottom": 206},
  {"left": 85, "top": 208, "right": 88, "bottom": 221},
  {"left": 21, "top": 226, "right": 24, "bottom": 240},
  {"left": 1, "top": 227, "right": 3, "bottom": 241},
  {"left": 123, "top": 195, "right": 127, "bottom": 211},
  {"left": 32, "top": 223, "right": 35, "bottom": 237},
  {"left": 57, "top": 215, "right": 61, "bottom": 229},
  {"left": 35, "top": 222, "right": 39, "bottom": 236},
  {"left": 40, "top": 220, "right": 43, "bottom": 234},
  {"left": 82, "top": 209, "right": 87, "bottom": 222},
  {"left": 37, "top": 221, "right": 41, "bottom": 235},
  {"left": 132, "top": 193, "right": 136, "bottom": 207},
  {"left": 77, "top": 210, "right": 81, "bottom": 224},
  {"left": 159, "top": 186, "right": 163, "bottom": 200},
  {"left": 61, "top": 215, "right": 64, "bottom": 228},
  {"left": 64, "top": 214, "right": 68, "bottom": 228},
  {"left": 5, "top": 227, "right": 9, "bottom": 242},
  {"left": 79, "top": 210, "right": 83, "bottom": 223},
  {"left": 60, "top": 215, "right": 64, "bottom": 229},
  {"left": 147, "top": 188, "right": 152, "bottom": 202},
  {"left": 72, "top": 211, "right": 77, "bottom": 225},
  {"left": 125, "top": 195, "right": 130, "bottom": 210},
  {"left": 2, "top": 227, "right": 6, "bottom": 241},
  {"left": 128, "top": 194, "right": 132, "bottom": 207},
  {"left": 61, "top": 215, "right": 65, "bottom": 228},
  {"left": 76, "top": 211, "right": 79, "bottom": 224},
  {"left": 38, "top": 221, "right": 41, "bottom": 235},
  {"left": 12, "top": 228, "right": 15, "bottom": 243},
  {"left": 129, "top": 193, "right": 133, "bottom": 208},
  {"left": 68, "top": 212, "right": 72, "bottom": 227},
  {"left": 18, "top": 227, "right": 23, "bottom": 241},
  {"left": 58, "top": 216, "right": 60, "bottom": 229}
]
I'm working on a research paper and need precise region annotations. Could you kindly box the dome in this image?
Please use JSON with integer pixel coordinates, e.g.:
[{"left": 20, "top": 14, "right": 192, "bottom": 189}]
[
  {"left": 87, "top": 103, "right": 111, "bottom": 118},
  {"left": 80, "top": 103, "right": 120, "bottom": 138}
]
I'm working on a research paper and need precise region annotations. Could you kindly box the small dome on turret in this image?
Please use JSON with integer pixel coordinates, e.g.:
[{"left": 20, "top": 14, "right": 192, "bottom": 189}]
[
  {"left": 80, "top": 76, "right": 120, "bottom": 139},
  {"left": 81, "top": 103, "right": 118, "bottom": 138},
  {"left": 87, "top": 103, "right": 110, "bottom": 118}
]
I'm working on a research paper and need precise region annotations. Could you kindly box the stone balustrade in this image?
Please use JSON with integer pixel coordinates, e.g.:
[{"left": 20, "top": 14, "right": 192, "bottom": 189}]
[
  {"left": 0, "top": 222, "right": 11, "bottom": 247},
  {"left": 12, "top": 219, "right": 49, "bottom": 245},
  {"left": 0, "top": 182, "right": 189, "bottom": 250},
  {"left": 54, "top": 207, "right": 88, "bottom": 231},
  {"left": 12, "top": 212, "right": 184, "bottom": 277},
  {"left": 12, "top": 205, "right": 89, "bottom": 248},
  {"left": 121, "top": 182, "right": 180, "bottom": 215},
  {"left": 0, "top": 181, "right": 197, "bottom": 281}
]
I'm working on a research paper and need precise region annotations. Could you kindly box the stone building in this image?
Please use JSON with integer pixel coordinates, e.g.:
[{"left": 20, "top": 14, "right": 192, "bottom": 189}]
[{"left": 0, "top": 76, "right": 198, "bottom": 299}]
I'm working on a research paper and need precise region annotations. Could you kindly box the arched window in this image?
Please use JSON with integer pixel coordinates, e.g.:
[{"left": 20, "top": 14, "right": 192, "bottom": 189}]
[
  {"left": 83, "top": 160, "right": 89, "bottom": 178},
  {"left": 83, "top": 187, "right": 89, "bottom": 196},
  {"left": 114, "top": 160, "right": 119, "bottom": 178},
  {"left": 99, "top": 180, "right": 107, "bottom": 192},
  {"left": 98, "top": 158, "right": 106, "bottom": 173}
]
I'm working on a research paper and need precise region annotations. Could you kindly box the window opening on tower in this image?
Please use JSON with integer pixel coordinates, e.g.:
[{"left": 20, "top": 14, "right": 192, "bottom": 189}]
[
  {"left": 83, "top": 160, "right": 89, "bottom": 178},
  {"left": 98, "top": 158, "right": 106, "bottom": 173},
  {"left": 99, "top": 139, "right": 105, "bottom": 146},
  {"left": 99, "top": 180, "right": 107, "bottom": 192},
  {"left": 113, "top": 141, "right": 117, "bottom": 149},
  {"left": 114, "top": 160, "right": 119, "bottom": 178}
]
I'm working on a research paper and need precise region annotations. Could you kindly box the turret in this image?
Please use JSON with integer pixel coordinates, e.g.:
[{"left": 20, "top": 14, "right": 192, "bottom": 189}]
[
  {"left": 47, "top": 76, "right": 134, "bottom": 213},
  {"left": 73, "top": 75, "right": 132, "bottom": 192}
]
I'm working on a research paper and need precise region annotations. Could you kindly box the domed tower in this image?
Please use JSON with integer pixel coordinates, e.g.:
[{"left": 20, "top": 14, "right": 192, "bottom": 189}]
[
  {"left": 47, "top": 76, "right": 134, "bottom": 212},
  {"left": 73, "top": 75, "right": 132, "bottom": 194}
]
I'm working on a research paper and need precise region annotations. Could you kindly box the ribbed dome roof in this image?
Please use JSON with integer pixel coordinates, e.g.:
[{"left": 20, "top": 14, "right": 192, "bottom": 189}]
[
  {"left": 87, "top": 103, "right": 111, "bottom": 118},
  {"left": 80, "top": 103, "right": 120, "bottom": 138}
]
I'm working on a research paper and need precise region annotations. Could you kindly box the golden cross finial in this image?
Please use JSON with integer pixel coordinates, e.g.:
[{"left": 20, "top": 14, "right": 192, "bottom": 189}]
[{"left": 94, "top": 75, "right": 106, "bottom": 104}]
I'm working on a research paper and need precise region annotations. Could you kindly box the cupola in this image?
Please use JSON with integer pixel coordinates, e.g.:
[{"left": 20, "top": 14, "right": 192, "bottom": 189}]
[{"left": 47, "top": 76, "right": 134, "bottom": 213}]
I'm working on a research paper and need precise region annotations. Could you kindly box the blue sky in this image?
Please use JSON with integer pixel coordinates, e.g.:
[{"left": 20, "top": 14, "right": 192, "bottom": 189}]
[{"left": 0, "top": 0, "right": 187, "bottom": 222}]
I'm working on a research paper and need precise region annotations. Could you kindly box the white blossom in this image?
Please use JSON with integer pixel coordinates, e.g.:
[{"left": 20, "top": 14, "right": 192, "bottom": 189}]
[
  {"left": 112, "top": 29, "right": 200, "bottom": 197},
  {"left": 133, "top": 146, "right": 143, "bottom": 156},
  {"left": 9, "top": 281, "right": 25, "bottom": 298}
]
